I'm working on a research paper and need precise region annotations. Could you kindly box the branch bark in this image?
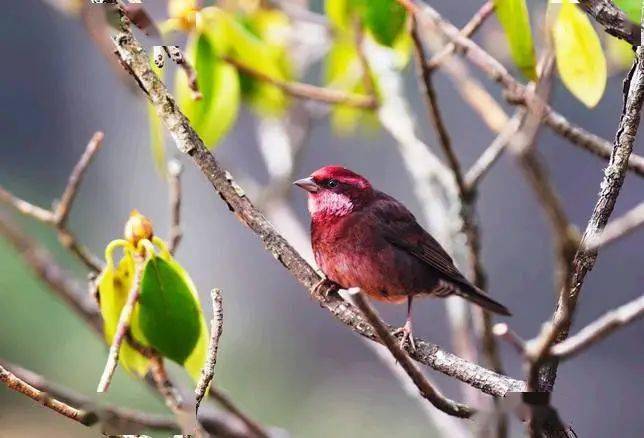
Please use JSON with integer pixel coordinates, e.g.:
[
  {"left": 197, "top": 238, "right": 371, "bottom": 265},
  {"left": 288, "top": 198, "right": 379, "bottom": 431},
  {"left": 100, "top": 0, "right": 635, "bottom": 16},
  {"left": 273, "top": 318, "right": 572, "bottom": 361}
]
[
  {"left": 577, "top": 0, "right": 641, "bottom": 46},
  {"left": 549, "top": 294, "right": 644, "bottom": 360},
  {"left": 109, "top": 9, "right": 526, "bottom": 397},
  {"left": 349, "top": 289, "right": 475, "bottom": 418}
]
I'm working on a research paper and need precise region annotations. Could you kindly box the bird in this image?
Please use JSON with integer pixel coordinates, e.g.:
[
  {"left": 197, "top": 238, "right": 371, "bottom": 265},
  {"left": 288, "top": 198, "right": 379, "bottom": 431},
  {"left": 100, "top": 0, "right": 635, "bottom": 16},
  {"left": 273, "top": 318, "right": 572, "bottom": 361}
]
[{"left": 294, "top": 165, "right": 511, "bottom": 350}]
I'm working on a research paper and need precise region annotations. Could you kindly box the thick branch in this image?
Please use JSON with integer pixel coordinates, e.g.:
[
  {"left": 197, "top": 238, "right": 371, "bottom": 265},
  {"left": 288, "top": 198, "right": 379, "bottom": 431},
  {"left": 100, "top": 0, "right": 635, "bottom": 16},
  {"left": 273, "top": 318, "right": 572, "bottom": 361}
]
[
  {"left": 550, "top": 294, "right": 644, "bottom": 360},
  {"left": 110, "top": 13, "right": 526, "bottom": 397},
  {"left": 350, "top": 289, "right": 475, "bottom": 418},
  {"left": 531, "top": 44, "right": 644, "bottom": 393},
  {"left": 577, "top": 0, "right": 641, "bottom": 46}
]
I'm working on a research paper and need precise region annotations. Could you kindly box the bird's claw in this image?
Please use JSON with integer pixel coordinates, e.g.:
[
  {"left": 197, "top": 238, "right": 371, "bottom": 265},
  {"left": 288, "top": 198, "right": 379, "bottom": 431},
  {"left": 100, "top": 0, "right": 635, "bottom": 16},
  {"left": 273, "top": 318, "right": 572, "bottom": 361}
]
[
  {"left": 312, "top": 278, "right": 338, "bottom": 299},
  {"left": 393, "top": 320, "right": 416, "bottom": 352}
]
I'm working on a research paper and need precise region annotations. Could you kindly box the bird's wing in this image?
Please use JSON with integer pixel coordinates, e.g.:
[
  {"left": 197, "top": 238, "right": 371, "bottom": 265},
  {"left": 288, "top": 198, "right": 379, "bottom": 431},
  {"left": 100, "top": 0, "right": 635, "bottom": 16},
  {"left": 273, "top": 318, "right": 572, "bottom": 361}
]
[{"left": 371, "top": 192, "right": 468, "bottom": 285}]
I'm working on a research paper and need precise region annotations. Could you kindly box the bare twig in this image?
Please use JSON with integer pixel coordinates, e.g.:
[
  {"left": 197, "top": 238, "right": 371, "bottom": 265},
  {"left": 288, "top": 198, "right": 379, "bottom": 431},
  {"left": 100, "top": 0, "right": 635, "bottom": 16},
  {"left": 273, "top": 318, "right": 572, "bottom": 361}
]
[
  {"left": 464, "top": 110, "right": 524, "bottom": 190},
  {"left": 110, "top": 12, "right": 527, "bottom": 397},
  {"left": 208, "top": 389, "right": 270, "bottom": 438},
  {"left": 0, "top": 359, "right": 180, "bottom": 432},
  {"left": 0, "top": 132, "right": 104, "bottom": 271},
  {"left": 426, "top": 1, "right": 494, "bottom": 71},
  {"left": 550, "top": 294, "right": 644, "bottom": 360},
  {"left": 54, "top": 132, "right": 104, "bottom": 226},
  {"left": 492, "top": 323, "right": 527, "bottom": 356},
  {"left": 0, "top": 364, "right": 97, "bottom": 426},
  {"left": 223, "top": 56, "right": 377, "bottom": 109},
  {"left": 195, "top": 288, "right": 224, "bottom": 414},
  {"left": 349, "top": 289, "right": 475, "bottom": 418},
  {"left": 97, "top": 256, "right": 144, "bottom": 393},
  {"left": 163, "top": 45, "right": 202, "bottom": 100},
  {"left": 416, "top": 1, "right": 644, "bottom": 178},
  {"left": 167, "top": 159, "right": 183, "bottom": 255},
  {"left": 585, "top": 201, "right": 644, "bottom": 251}
]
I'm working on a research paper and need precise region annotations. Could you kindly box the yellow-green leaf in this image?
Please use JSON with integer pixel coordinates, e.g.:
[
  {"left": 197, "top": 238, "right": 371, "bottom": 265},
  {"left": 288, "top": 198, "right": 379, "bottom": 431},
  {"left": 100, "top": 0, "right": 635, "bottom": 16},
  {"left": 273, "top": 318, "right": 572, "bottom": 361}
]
[
  {"left": 553, "top": 1, "right": 607, "bottom": 108},
  {"left": 138, "top": 255, "right": 201, "bottom": 365},
  {"left": 98, "top": 251, "right": 150, "bottom": 377},
  {"left": 176, "top": 33, "right": 240, "bottom": 148},
  {"left": 613, "top": 0, "right": 641, "bottom": 23},
  {"left": 493, "top": 0, "right": 537, "bottom": 79}
]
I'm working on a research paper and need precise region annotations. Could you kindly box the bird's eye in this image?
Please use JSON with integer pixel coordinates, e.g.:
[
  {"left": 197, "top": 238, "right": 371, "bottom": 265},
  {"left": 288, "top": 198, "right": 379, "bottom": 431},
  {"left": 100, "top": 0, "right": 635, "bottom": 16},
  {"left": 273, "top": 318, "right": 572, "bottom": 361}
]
[{"left": 327, "top": 179, "right": 338, "bottom": 188}]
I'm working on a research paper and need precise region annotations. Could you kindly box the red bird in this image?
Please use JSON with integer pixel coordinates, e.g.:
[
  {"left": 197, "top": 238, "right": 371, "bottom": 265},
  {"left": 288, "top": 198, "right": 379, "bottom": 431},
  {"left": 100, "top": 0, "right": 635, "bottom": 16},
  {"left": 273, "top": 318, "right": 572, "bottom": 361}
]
[{"left": 294, "top": 165, "right": 510, "bottom": 349}]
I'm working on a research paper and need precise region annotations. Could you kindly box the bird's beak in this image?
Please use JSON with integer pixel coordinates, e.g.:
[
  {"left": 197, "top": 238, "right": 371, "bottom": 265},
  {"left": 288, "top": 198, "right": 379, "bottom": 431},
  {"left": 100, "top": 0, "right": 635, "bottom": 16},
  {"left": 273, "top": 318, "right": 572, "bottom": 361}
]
[{"left": 293, "top": 177, "right": 319, "bottom": 193}]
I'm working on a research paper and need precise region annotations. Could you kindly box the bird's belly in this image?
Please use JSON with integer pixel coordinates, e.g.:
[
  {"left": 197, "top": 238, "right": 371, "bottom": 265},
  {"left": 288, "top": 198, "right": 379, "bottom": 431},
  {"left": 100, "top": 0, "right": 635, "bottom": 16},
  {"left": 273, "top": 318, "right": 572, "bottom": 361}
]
[{"left": 316, "top": 243, "right": 437, "bottom": 303}]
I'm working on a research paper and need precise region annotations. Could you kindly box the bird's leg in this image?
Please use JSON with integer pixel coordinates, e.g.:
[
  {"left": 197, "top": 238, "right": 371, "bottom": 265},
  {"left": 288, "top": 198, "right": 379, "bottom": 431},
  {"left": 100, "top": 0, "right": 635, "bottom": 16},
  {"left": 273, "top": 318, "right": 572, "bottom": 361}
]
[{"left": 393, "top": 296, "right": 416, "bottom": 352}]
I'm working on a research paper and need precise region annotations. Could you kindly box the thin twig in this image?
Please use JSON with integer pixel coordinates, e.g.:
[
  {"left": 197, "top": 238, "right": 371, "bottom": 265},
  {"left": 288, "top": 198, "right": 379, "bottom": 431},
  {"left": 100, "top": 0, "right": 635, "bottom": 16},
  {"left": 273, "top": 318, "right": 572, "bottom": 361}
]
[
  {"left": 163, "top": 45, "right": 202, "bottom": 100},
  {"left": 577, "top": 0, "right": 641, "bottom": 46},
  {"left": 411, "top": 15, "right": 466, "bottom": 196},
  {"left": 464, "top": 110, "right": 524, "bottom": 190},
  {"left": 349, "top": 289, "right": 476, "bottom": 418},
  {"left": 492, "top": 323, "right": 527, "bottom": 356},
  {"left": 0, "top": 132, "right": 104, "bottom": 272},
  {"left": 0, "top": 215, "right": 258, "bottom": 437},
  {"left": 54, "top": 131, "right": 104, "bottom": 226},
  {"left": 208, "top": 389, "right": 270, "bottom": 438},
  {"left": 549, "top": 294, "right": 644, "bottom": 360},
  {"left": 223, "top": 56, "right": 377, "bottom": 109},
  {"left": 97, "top": 256, "right": 144, "bottom": 393},
  {"left": 0, "top": 359, "right": 180, "bottom": 432},
  {"left": 110, "top": 12, "right": 527, "bottom": 397},
  {"left": 167, "top": 159, "right": 183, "bottom": 255},
  {"left": 416, "top": 1, "right": 644, "bottom": 178},
  {"left": 585, "top": 201, "right": 644, "bottom": 251},
  {"left": 426, "top": 1, "right": 494, "bottom": 71},
  {"left": 0, "top": 364, "right": 98, "bottom": 426},
  {"left": 195, "top": 288, "right": 224, "bottom": 414}
]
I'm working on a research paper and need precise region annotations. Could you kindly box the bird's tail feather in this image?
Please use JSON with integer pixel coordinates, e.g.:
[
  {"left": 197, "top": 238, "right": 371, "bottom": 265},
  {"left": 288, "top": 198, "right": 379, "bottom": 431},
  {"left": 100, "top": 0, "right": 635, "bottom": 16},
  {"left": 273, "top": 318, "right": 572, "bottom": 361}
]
[{"left": 454, "top": 283, "right": 512, "bottom": 316}]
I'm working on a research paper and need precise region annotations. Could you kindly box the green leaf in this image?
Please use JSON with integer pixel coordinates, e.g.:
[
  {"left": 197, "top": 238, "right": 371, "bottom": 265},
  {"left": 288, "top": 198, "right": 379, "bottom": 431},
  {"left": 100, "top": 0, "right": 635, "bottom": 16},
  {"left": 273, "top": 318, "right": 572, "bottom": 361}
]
[
  {"left": 98, "top": 252, "right": 150, "bottom": 377},
  {"left": 552, "top": 1, "right": 607, "bottom": 108},
  {"left": 493, "top": 0, "right": 537, "bottom": 79},
  {"left": 176, "top": 32, "right": 240, "bottom": 148},
  {"left": 614, "top": 0, "right": 641, "bottom": 23},
  {"left": 363, "top": 0, "right": 407, "bottom": 47},
  {"left": 138, "top": 255, "right": 201, "bottom": 365}
]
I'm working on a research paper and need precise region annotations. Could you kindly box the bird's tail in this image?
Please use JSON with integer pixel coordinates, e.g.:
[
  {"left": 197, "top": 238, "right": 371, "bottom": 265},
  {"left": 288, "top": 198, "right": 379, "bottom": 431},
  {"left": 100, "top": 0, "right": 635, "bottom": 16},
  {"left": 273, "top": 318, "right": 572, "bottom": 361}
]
[{"left": 454, "top": 282, "right": 512, "bottom": 316}]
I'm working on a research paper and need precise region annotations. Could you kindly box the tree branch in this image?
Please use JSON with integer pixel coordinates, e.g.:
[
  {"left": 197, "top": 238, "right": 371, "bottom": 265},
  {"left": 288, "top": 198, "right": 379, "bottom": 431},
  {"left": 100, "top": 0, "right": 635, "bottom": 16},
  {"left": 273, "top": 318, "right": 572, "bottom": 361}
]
[
  {"left": 195, "top": 288, "right": 224, "bottom": 414},
  {"left": 0, "top": 364, "right": 97, "bottom": 426},
  {"left": 416, "top": 2, "right": 644, "bottom": 178},
  {"left": 167, "top": 159, "right": 183, "bottom": 255},
  {"left": 109, "top": 9, "right": 527, "bottom": 397},
  {"left": 0, "top": 132, "right": 104, "bottom": 272},
  {"left": 0, "top": 359, "right": 180, "bottom": 433},
  {"left": 349, "top": 289, "right": 475, "bottom": 418},
  {"left": 528, "top": 44, "right": 644, "bottom": 394},
  {"left": 585, "top": 200, "right": 644, "bottom": 250},
  {"left": 577, "top": 0, "right": 641, "bottom": 46},
  {"left": 223, "top": 56, "right": 377, "bottom": 109},
  {"left": 549, "top": 294, "right": 644, "bottom": 360}
]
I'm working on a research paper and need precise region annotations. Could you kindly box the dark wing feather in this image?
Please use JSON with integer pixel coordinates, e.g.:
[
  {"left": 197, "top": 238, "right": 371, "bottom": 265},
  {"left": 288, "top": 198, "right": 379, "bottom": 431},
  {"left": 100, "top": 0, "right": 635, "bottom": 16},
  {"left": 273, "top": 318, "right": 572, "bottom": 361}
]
[
  {"left": 370, "top": 191, "right": 468, "bottom": 285},
  {"left": 371, "top": 191, "right": 511, "bottom": 316}
]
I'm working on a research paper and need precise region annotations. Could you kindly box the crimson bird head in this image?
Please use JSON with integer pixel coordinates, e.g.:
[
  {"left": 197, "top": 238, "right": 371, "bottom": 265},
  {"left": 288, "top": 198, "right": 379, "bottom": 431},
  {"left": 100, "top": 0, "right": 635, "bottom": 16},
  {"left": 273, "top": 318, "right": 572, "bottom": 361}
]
[{"left": 294, "top": 166, "right": 374, "bottom": 218}]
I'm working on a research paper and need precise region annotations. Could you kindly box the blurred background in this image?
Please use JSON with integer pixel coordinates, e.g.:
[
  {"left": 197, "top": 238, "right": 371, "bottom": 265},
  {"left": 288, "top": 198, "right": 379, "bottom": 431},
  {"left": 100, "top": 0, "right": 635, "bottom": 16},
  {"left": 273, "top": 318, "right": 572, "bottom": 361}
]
[{"left": 0, "top": 1, "right": 642, "bottom": 437}]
